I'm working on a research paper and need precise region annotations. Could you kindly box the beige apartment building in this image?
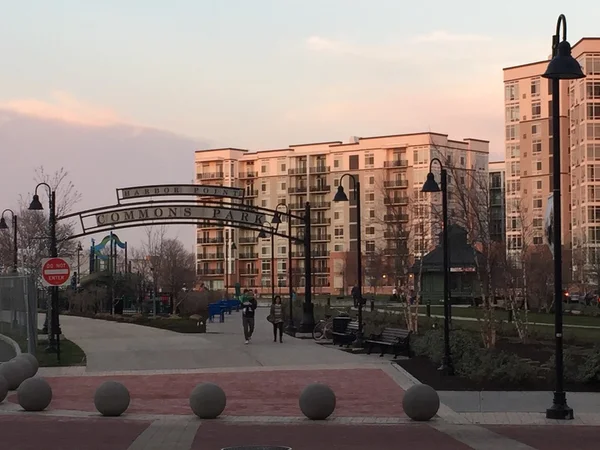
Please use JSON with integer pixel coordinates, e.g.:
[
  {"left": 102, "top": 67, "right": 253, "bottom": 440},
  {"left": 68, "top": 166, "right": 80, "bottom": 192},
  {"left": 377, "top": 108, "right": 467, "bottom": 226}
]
[
  {"left": 194, "top": 132, "right": 489, "bottom": 295},
  {"left": 503, "top": 38, "right": 600, "bottom": 278}
]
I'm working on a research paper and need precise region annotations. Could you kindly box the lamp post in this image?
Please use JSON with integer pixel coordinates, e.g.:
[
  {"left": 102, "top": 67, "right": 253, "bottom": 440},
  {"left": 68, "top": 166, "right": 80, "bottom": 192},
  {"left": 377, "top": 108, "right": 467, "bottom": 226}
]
[
  {"left": 542, "top": 13, "right": 585, "bottom": 421},
  {"left": 0, "top": 209, "right": 18, "bottom": 273},
  {"left": 272, "top": 203, "right": 295, "bottom": 332},
  {"left": 29, "top": 182, "right": 61, "bottom": 361},
  {"left": 258, "top": 222, "right": 277, "bottom": 301},
  {"left": 333, "top": 174, "right": 364, "bottom": 344},
  {"left": 422, "top": 158, "right": 454, "bottom": 375},
  {"left": 224, "top": 231, "right": 236, "bottom": 298},
  {"left": 76, "top": 241, "right": 83, "bottom": 287}
]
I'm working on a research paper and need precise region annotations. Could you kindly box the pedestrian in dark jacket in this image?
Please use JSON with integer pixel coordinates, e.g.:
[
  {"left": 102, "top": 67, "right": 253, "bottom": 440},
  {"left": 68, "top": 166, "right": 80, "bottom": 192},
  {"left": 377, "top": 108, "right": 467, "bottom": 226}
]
[{"left": 240, "top": 289, "right": 258, "bottom": 344}]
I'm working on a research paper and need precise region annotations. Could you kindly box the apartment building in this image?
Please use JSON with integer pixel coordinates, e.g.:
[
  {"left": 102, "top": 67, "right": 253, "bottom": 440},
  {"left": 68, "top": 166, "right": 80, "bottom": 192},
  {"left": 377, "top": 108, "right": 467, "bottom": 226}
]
[
  {"left": 489, "top": 161, "right": 506, "bottom": 243},
  {"left": 503, "top": 38, "right": 600, "bottom": 276},
  {"left": 194, "top": 132, "right": 489, "bottom": 294}
]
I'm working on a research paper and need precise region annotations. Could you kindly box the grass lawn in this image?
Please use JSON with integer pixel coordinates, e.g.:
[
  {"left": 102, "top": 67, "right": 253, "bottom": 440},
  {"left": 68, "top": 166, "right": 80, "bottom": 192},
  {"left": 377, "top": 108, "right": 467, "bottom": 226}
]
[{"left": 1, "top": 329, "right": 86, "bottom": 367}]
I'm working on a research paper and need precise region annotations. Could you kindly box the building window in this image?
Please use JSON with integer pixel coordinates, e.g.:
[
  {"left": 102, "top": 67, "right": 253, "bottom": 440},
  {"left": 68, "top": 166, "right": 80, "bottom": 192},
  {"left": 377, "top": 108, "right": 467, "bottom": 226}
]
[
  {"left": 535, "top": 161, "right": 542, "bottom": 172},
  {"left": 261, "top": 183, "right": 267, "bottom": 192},
  {"left": 366, "top": 241, "right": 375, "bottom": 253},
  {"left": 532, "top": 139, "right": 542, "bottom": 154},
  {"left": 509, "top": 161, "right": 521, "bottom": 177},
  {"left": 533, "top": 236, "right": 543, "bottom": 245},
  {"left": 531, "top": 78, "right": 541, "bottom": 98},
  {"left": 334, "top": 244, "right": 344, "bottom": 252},
  {"left": 334, "top": 212, "right": 340, "bottom": 220},
  {"left": 278, "top": 246, "right": 286, "bottom": 255},
  {"left": 531, "top": 102, "right": 541, "bottom": 119},
  {"left": 262, "top": 247, "right": 269, "bottom": 255},
  {"left": 365, "top": 227, "right": 375, "bottom": 235},
  {"left": 334, "top": 159, "right": 340, "bottom": 168},
  {"left": 280, "top": 163, "right": 286, "bottom": 172},
  {"left": 505, "top": 105, "right": 520, "bottom": 122},
  {"left": 507, "top": 144, "right": 520, "bottom": 159},
  {"left": 280, "top": 182, "right": 286, "bottom": 191},
  {"left": 369, "top": 209, "right": 375, "bottom": 218},
  {"left": 506, "top": 125, "right": 519, "bottom": 141},
  {"left": 334, "top": 226, "right": 344, "bottom": 237},
  {"left": 349, "top": 155, "right": 359, "bottom": 170},
  {"left": 587, "top": 82, "right": 600, "bottom": 100},
  {"left": 261, "top": 261, "right": 271, "bottom": 272},
  {"left": 261, "top": 200, "right": 267, "bottom": 207},
  {"left": 588, "top": 144, "right": 600, "bottom": 161},
  {"left": 533, "top": 198, "right": 543, "bottom": 209},
  {"left": 505, "top": 82, "right": 519, "bottom": 101},
  {"left": 261, "top": 164, "right": 267, "bottom": 173},
  {"left": 366, "top": 192, "right": 375, "bottom": 202},
  {"left": 369, "top": 176, "right": 375, "bottom": 185},
  {"left": 365, "top": 153, "right": 374, "bottom": 167},
  {"left": 533, "top": 218, "right": 543, "bottom": 228},
  {"left": 587, "top": 103, "right": 600, "bottom": 120},
  {"left": 532, "top": 124, "right": 540, "bottom": 136},
  {"left": 536, "top": 180, "right": 542, "bottom": 190}
]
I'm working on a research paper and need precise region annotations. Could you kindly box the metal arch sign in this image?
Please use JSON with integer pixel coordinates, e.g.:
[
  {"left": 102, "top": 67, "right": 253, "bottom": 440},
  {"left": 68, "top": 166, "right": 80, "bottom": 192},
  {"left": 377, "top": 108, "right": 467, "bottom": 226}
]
[
  {"left": 95, "top": 205, "right": 266, "bottom": 228},
  {"left": 117, "top": 184, "right": 244, "bottom": 202}
]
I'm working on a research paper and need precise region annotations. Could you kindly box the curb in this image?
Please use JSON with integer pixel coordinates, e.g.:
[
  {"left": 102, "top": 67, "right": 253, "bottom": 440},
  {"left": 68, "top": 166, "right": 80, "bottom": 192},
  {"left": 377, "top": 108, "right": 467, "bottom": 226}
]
[{"left": 0, "top": 333, "right": 22, "bottom": 359}]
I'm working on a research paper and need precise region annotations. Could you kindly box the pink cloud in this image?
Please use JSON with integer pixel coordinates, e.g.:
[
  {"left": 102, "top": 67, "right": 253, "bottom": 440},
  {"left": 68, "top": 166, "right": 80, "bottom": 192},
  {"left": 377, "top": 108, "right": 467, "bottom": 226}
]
[{"left": 2, "top": 91, "right": 124, "bottom": 127}]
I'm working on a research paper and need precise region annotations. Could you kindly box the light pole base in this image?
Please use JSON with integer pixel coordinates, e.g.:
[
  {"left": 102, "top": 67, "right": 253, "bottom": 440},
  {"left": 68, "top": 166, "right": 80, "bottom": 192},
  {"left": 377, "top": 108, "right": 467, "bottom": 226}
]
[
  {"left": 298, "top": 303, "right": 315, "bottom": 333},
  {"left": 437, "top": 359, "right": 455, "bottom": 376},
  {"left": 546, "top": 392, "right": 574, "bottom": 420}
]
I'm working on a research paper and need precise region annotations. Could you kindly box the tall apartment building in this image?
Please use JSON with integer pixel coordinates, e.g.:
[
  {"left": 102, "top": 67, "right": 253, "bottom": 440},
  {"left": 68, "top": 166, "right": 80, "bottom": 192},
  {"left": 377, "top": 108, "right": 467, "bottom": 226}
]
[
  {"left": 489, "top": 161, "right": 506, "bottom": 243},
  {"left": 503, "top": 38, "right": 600, "bottom": 276},
  {"left": 194, "top": 132, "right": 489, "bottom": 294}
]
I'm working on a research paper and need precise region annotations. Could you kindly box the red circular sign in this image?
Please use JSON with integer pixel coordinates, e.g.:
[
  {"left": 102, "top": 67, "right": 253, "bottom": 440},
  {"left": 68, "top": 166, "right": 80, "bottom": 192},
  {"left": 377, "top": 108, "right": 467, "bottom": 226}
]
[{"left": 42, "top": 257, "right": 71, "bottom": 286}]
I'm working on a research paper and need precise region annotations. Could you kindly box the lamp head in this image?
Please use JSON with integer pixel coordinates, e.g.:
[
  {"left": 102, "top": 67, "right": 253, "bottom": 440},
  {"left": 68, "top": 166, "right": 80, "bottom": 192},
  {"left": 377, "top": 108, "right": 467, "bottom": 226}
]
[
  {"left": 231, "top": 242, "right": 237, "bottom": 251},
  {"left": 28, "top": 194, "right": 44, "bottom": 211},
  {"left": 333, "top": 185, "right": 349, "bottom": 202},
  {"left": 0, "top": 217, "right": 8, "bottom": 230},
  {"left": 542, "top": 40, "right": 585, "bottom": 80},
  {"left": 421, "top": 172, "right": 441, "bottom": 193},
  {"left": 258, "top": 229, "right": 267, "bottom": 239},
  {"left": 271, "top": 212, "right": 281, "bottom": 224}
]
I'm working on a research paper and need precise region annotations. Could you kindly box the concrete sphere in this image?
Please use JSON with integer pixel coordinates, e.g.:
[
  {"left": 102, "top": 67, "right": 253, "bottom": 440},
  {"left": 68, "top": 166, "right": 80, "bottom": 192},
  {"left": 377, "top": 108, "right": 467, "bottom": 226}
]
[
  {"left": 299, "top": 383, "right": 336, "bottom": 420},
  {"left": 0, "top": 359, "right": 26, "bottom": 390},
  {"left": 0, "top": 375, "right": 7, "bottom": 403},
  {"left": 402, "top": 384, "right": 440, "bottom": 422},
  {"left": 17, "top": 377, "right": 53, "bottom": 411},
  {"left": 189, "top": 383, "right": 226, "bottom": 419},
  {"left": 16, "top": 353, "right": 39, "bottom": 379},
  {"left": 94, "top": 381, "right": 131, "bottom": 417}
]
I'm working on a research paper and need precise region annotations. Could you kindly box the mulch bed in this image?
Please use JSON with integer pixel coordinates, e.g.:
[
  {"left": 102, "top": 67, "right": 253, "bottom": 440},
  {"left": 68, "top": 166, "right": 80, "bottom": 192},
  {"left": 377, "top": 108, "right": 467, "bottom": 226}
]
[{"left": 396, "top": 338, "right": 600, "bottom": 392}]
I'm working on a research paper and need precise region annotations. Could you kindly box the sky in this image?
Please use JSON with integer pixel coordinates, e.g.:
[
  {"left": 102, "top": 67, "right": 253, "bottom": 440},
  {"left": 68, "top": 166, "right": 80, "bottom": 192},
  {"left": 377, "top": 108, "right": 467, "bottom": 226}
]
[{"left": 0, "top": 0, "right": 598, "bottom": 250}]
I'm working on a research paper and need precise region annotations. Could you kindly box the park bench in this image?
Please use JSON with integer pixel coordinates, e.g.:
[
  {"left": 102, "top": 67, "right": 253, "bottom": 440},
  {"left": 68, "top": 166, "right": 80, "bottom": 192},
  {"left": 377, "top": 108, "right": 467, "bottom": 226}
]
[
  {"left": 332, "top": 320, "right": 360, "bottom": 347},
  {"left": 208, "top": 303, "right": 226, "bottom": 323},
  {"left": 365, "top": 327, "right": 412, "bottom": 358}
]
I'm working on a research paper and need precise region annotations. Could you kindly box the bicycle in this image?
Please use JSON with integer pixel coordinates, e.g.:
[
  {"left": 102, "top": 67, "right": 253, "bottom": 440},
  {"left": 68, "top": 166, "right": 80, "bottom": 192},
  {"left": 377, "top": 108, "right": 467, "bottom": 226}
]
[{"left": 312, "top": 310, "right": 346, "bottom": 341}]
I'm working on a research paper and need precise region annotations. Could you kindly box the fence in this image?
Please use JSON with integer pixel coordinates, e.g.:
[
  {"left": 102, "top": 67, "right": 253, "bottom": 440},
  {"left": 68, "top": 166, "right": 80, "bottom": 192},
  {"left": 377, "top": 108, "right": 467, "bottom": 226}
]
[{"left": 0, "top": 275, "right": 38, "bottom": 357}]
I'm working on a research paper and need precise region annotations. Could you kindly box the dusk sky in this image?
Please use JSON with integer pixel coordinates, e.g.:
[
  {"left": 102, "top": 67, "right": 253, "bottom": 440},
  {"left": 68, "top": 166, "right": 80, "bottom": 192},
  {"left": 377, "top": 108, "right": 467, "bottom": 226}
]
[{"left": 1, "top": 1, "right": 597, "bottom": 249}]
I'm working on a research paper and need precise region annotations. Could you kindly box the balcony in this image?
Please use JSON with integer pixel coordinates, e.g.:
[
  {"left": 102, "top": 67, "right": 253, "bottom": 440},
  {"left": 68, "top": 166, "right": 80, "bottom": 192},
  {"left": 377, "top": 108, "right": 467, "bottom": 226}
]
[
  {"left": 239, "top": 236, "right": 258, "bottom": 244},
  {"left": 197, "top": 221, "right": 224, "bottom": 229},
  {"left": 383, "top": 214, "right": 410, "bottom": 222},
  {"left": 288, "top": 167, "right": 307, "bottom": 175},
  {"left": 384, "top": 231, "right": 410, "bottom": 239},
  {"left": 198, "top": 253, "right": 224, "bottom": 260},
  {"left": 310, "top": 166, "right": 330, "bottom": 174},
  {"left": 313, "top": 266, "right": 330, "bottom": 274},
  {"left": 292, "top": 250, "right": 330, "bottom": 258},
  {"left": 312, "top": 201, "right": 331, "bottom": 209},
  {"left": 196, "top": 172, "right": 224, "bottom": 180},
  {"left": 384, "top": 180, "right": 409, "bottom": 188},
  {"left": 384, "top": 196, "right": 410, "bottom": 205},
  {"left": 310, "top": 185, "right": 331, "bottom": 193},
  {"left": 240, "top": 268, "right": 259, "bottom": 275},
  {"left": 245, "top": 190, "right": 259, "bottom": 197},
  {"left": 196, "top": 268, "right": 224, "bottom": 276},
  {"left": 311, "top": 234, "right": 331, "bottom": 242},
  {"left": 239, "top": 171, "right": 257, "bottom": 179},
  {"left": 239, "top": 252, "right": 259, "bottom": 259},
  {"left": 288, "top": 186, "right": 308, "bottom": 194},
  {"left": 197, "top": 237, "right": 224, "bottom": 244},
  {"left": 383, "top": 160, "right": 409, "bottom": 168}
]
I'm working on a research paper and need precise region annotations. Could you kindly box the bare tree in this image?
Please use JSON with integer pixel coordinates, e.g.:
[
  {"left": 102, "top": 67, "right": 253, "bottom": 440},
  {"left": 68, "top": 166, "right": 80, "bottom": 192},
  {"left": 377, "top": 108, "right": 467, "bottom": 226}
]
[
  {"left": 159, "top": 238, "right": 196, "bottom": 312},
  {"left": 141, "top": 226, "right": 168, "bottom": 292}
]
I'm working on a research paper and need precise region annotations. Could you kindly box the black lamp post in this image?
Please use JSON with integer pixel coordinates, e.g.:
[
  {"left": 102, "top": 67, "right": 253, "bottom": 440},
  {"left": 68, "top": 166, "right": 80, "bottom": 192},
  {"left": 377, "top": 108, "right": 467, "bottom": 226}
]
[
  {"left": 29, "top": 182, "right": 61, "bottom": 361},
  {"left": 272, "top": 203, "right": 295, "bottom": 332},
  {"left": 422, "top": 158, "right": 454, "bottom": 375},
  {"left": 0, "top": 209, "right": 18, "bottom": 273},
  {"left": 224, "top": 231, "right": 237, "bottom": 298},
  {"left": 76, "top": 241, "right": 83, "bottom": 287},
  {"left": 542, "top": 13, "right": 585, "bottom": 421},
  {"left": 333, "top": 174, "right": 364, "bottom": 345},
  {"left": 258, "top": 222, "right": 277, "bottom": 301}
]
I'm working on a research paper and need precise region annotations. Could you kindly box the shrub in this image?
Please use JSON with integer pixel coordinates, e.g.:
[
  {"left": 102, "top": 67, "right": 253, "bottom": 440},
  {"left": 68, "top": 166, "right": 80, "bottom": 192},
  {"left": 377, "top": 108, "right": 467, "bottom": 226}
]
[
  {"left": 544, "top": 348, "right": 580, "bottom": 384},
  {"left": 472, "top": 351, "right": 536, "bottom": 385},
  {"left": 577, "top": 346, "right": 600, "bottom": 384},
  {"left": 178, "top": 290, "right": 221, "bottom": 317}
]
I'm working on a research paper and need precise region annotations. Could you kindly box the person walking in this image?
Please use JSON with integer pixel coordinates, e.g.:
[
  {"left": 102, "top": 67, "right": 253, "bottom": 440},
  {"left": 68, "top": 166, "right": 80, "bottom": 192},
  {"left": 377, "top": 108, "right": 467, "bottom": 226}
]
[
  {"left": 240, "top": 289, "right": 257, "bottom": 344},
  {"left": 268, "top": 295, "right": 285, "bottom": 343}
]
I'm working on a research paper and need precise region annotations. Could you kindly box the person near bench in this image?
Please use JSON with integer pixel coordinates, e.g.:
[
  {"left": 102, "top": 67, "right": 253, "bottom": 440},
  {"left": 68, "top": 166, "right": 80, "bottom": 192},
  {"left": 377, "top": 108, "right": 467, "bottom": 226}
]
[
  {"left": 268, "top": 295, "right": 286, "bottom": 343},
  {"left": 240, "top": 289, "right": 257, "bottom": 344}
]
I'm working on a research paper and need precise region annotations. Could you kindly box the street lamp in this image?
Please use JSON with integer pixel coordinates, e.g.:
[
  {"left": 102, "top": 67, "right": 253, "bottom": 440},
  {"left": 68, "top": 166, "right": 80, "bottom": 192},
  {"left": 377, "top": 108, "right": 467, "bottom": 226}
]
[
  {"left": 29, "top": 182, "right": 61, "bottom": 361},
  {"left": 542, "top": 13, "right": 584, "bottom": 421},
  {"left": 333, "top": 174, "right": 364, "bottom": 344},
  {"left": 224, "top": 230, "right": 236, "bottom": 298},
  {"left": 272, "top": 203, "right": 295, "bottom": 332},
  {"left": 76, "top": 241, "right": 83, "bottom": 287},
  {"left": 0, "top": 209, "right": 18, "bottom": 273},
  {"left": 258, "top": 222, "right": 278, "bottom": 301},
  {"left": 422, "top": 158, "right": 454, "bottom": 375}
]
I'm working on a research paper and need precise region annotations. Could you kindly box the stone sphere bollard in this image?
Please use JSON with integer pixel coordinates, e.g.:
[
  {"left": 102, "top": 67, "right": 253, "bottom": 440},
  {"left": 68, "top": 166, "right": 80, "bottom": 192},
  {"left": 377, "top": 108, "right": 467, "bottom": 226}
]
[
  {"left": 189, "top": 383, "right": 226, "bottom": 419},
  {"left": 402, "top": 384, "right": 440, "bottom": 422},
  {"left": 94, "top": 381, "right": 131, "bottom": 417},
  {"left": 299, "top": 383, "right": 336, "bottom": 420},
  {"left": 16, "top": 353, "right": 39, "bottom": 379},
  {"left": 0, "top": 375, "right": 8, "bottom": 403},
  {"left": 17, "top": 377, "right": 53, "bottom": 411},
  {"left": 0, "top": 359, "right": 26, "bottom": 390}
]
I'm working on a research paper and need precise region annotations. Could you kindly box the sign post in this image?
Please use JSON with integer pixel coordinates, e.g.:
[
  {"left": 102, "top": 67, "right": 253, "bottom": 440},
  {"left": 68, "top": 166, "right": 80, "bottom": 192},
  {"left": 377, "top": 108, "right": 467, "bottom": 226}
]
[{"left": 41, "top": 258, "right": 71, "bottom": 287}]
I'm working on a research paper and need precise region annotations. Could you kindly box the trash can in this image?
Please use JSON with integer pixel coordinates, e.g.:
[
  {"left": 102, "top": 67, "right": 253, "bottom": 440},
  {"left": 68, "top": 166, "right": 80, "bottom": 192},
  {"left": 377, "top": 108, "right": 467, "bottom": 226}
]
[
  {"left": 222, "top": 447, "right": 291, "bottom": 450},
  {"left": 332, "top": 315, "right": 352, "bottom": 345}
]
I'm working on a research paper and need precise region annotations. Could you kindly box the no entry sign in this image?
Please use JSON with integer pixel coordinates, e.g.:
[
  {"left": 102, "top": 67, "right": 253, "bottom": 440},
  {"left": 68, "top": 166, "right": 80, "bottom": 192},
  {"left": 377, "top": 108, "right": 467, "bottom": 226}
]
[{"left": 41, "top": 257, "right": 71, "bottom": 287}]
